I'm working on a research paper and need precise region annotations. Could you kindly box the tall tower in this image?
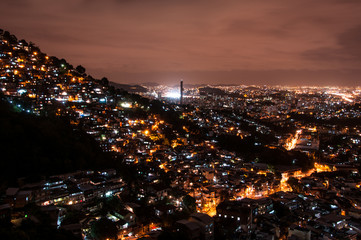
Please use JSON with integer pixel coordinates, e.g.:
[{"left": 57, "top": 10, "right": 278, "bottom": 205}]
[{"left": 180, "top": 80, "right": 184, "bottom": 105}]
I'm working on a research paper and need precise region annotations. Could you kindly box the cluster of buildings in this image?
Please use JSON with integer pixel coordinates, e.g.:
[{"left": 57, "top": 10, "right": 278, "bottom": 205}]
[{"left": 1, "top": 29, "right": 361, "bottom": 239}]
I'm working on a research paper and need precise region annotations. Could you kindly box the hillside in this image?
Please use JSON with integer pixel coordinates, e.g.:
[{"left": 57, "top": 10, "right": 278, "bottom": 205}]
[
  {"left": 109, "top": 82, "right": 148, "bottom": 93},
  {"left": 0, "top": 30, "right": 130, "bottom": 188},
  {"left": 0, "top": 94, "right": 114, "bottom": 188}
]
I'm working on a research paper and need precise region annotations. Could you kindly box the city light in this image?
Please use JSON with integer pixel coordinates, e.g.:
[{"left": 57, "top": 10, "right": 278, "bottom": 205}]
[
  {"left": 120, "top": 102, "right": 132, "bottom": 108},
  {"left": 1, "top": 25, "right": 361, "bottom": 240},
  {"left": 164, "top": 89, "right": 180, "bottom": 99}
]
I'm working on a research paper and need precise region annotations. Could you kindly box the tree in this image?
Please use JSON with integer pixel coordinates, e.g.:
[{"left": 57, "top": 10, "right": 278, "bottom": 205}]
[
  {"left": 182, "top": 195, "right": 196, "bottom": 213},
  {"left": 101, "top": 77, "right": 109, "bottom": 86},
  {"left": 273, "top": 201, "right": 291, "bottom": 219},
  {"left": 102, "top": 196, "right": 123, "bottom": 214},
  {"left": 75, "top": 65, "right": 86, "bottom": 74},
  {"left": 19, "top": 39, "right": 28, "bottom": 46},
  {"left": 61, "top": 209, "right": 84, "bottom": 226},
  {"left": 267, "top": 164, "right": 275, "bottom": 173},
  {"left": 219, "top": 189, "right": 230, "bottom": 202},
  {"left": 90, "top": 218, "right": 118, "bottom": 240},
  {"left": 287, "top": 177, "right": 302, "bottom": 193}
]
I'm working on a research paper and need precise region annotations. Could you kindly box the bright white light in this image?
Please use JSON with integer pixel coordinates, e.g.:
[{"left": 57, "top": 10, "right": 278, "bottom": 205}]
[
  {"left": 121, "top": 102, "right": 132, "bottom": 108},
  {"left": 165, "top": 90, "right": 180, "bottom": 99},
  {"left": 17, "top": 89, "right": 27, "bottom": 95}
]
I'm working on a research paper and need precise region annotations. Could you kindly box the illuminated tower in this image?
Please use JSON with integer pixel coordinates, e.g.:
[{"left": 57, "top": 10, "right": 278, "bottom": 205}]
[{"left": 180, "top": 80, "right": 184, "bottom": 105}]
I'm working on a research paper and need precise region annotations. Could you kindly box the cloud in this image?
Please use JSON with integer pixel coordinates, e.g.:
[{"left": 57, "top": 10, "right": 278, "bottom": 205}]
[
  {"left": 1, "top": 0, "right": 361, "bottom": 85},
  {"left": 90, "top": 69, "right": 361, "bottom": 87},
  {"left": 303, "top": 25, "right": 361, "bottom": 67},
  {"left": 338, "top": 25, "right": 361, "bottom": 60}
]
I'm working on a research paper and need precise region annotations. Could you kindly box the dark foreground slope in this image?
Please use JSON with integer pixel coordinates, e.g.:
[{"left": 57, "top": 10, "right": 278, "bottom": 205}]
[{"left": 0, "top": 96, "right": 113, "bottom": 188}]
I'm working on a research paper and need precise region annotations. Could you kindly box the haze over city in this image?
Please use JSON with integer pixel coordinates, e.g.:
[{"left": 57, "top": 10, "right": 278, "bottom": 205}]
[
  {"left": 2, "top": 0, "right": 361, "bottom": 237},
  {"left": 1, "top": 0, "right": 361, "bottom": 86}
]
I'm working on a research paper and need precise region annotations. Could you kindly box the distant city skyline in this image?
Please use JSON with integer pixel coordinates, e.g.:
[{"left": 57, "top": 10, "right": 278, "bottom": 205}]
[{"left": 1, "top": 0, "right": 361, "bottom": 86}]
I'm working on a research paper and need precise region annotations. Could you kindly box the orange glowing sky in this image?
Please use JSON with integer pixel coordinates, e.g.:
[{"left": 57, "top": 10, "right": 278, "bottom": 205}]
[{"left": 1, "top": 0, "right": 361, "bottom": 86}]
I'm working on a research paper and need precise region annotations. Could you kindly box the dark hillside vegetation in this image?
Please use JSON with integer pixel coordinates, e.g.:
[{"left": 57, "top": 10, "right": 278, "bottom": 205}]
[
  {"left": 0, "top": 95, "right": 115, "bottom": 188},
  {"left": 217, "top": 134, "right": 313, "bottom": 171}
]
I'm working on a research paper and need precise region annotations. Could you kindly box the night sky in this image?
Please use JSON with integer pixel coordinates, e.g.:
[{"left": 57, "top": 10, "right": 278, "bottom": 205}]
[{"left": 1, "top": 0, "right": 361, "bottom": 86}]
